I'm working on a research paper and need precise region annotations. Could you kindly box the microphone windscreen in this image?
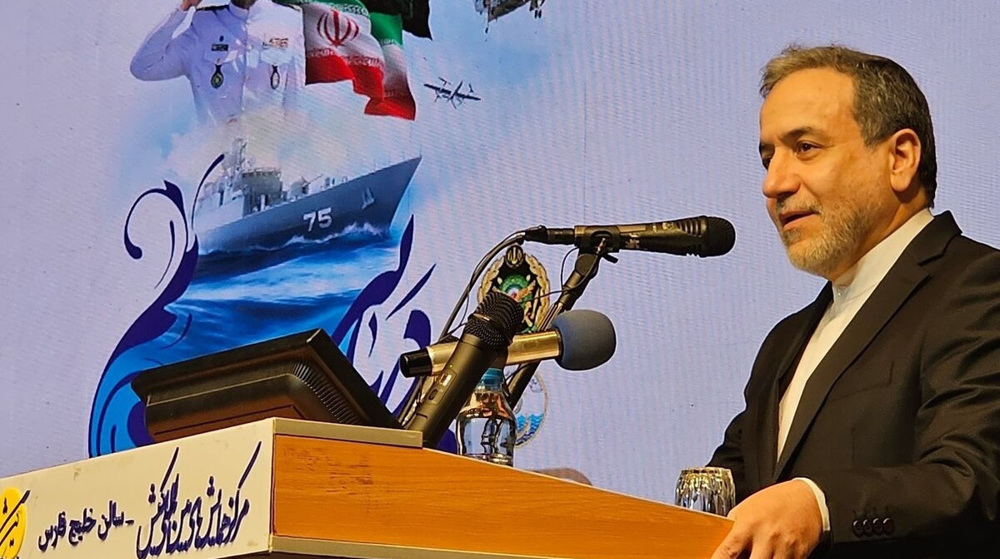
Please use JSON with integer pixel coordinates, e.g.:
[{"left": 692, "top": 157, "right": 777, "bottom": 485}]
[
  {"left": 551, "top": 309, "right": 616, "bottom": 370},
  {"left": 701, "top": 216, "right": 736, "bottom": 257},
  {"left": 466, "top": 291, "right": 524, "bottom": 349}
]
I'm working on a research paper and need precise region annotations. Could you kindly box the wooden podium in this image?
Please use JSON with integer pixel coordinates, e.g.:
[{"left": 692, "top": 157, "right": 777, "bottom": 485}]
[{"left": 0, "top": 419, "right": 731, "bottom": 559}]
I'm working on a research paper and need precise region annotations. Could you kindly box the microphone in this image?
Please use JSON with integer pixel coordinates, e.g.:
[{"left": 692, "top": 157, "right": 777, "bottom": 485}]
[
  {"left": 399, "top": 309, "right": 616, "bottom": 378},
  {"left": 523, "top": 216, "right": 736, "bottom": 257},
  {"left": 403, "top": 291, "right": 524, "bottom": 447}
]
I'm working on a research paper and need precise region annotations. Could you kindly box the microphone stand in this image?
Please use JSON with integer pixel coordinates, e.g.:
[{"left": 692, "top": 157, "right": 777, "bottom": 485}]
[
  {"left": 505, "top": 235, "right": 617, "bottom": 405},
  {"left": 397, "top": 230, "right": 527, "bottom": 429}
]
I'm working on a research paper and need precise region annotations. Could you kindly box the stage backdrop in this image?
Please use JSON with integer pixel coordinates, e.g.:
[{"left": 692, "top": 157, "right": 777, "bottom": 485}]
[{"left": 3, "top": 0, "right": 1000, "bottom": 504}]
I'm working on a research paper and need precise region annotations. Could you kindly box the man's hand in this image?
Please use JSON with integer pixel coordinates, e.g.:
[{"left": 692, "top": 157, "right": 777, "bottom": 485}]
[
  {"left": 711, "top": 480, "right": 823, "bottom": 559},
  {"left": 180, "top": 0, "right": 203, "bottom": 11}
]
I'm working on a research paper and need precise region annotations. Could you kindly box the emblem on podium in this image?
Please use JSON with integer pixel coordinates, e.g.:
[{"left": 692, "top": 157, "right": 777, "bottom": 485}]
[
  {"left": 0, "top": 487, "right": 27, "bottom": 559},
  {"left": 478, "top": 245, "right": 550, "bottom": 333},
  {"left": 479, "top": 245, "right": 551, "bottom": 446}
]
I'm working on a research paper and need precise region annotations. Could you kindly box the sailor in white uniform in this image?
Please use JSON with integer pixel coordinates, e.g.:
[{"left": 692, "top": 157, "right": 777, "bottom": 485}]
[{"left": 131, "top": 0, "right": 305, "bottom": 126}]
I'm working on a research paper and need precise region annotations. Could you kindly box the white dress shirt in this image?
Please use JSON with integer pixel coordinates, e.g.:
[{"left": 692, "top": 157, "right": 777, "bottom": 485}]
[{"left": 777, "top": 208, "right": 934, "bottom": 531}]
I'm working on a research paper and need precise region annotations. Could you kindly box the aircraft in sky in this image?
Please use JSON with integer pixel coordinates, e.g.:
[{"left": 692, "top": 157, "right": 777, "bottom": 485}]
[
  {"left": 423, "top": 78, "right": 482, "bottom": 108},
  {"left": 476, "top": 0, "right": 545, "bottom": 21}
]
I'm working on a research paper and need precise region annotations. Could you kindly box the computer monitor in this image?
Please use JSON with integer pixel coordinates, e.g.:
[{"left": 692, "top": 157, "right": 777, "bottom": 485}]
[{"left": 131, "top": 329, "right": 401, "bottom": 443}]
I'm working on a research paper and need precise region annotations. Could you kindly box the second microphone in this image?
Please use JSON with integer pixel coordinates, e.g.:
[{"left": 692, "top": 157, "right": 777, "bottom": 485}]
[{"left": 400, "top": 309, "right": 617, "bottom": 378}]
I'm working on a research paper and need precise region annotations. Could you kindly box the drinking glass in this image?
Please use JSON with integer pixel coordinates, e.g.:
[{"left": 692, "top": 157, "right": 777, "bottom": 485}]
[{"left": 674, "top": 467, "right": 735, "bottom": 516}]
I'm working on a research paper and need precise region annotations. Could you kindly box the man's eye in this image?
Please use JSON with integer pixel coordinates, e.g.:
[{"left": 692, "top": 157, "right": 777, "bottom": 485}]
[
  {"left": 761, "top": 156, "right": 771, "bottom": 170},
  {"left": 796, "top": 142, "right": 817, "bottom": 154}
]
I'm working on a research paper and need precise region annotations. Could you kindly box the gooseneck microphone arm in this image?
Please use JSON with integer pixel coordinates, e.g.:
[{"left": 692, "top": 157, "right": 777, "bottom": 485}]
[
  {"left": 507, "top": 215, "right": 736, "bottom": 403},
  {"left": 396, "top": 230, "right": 528, "bottom": 428},
  {"left": 505, "top": 235, "right": 616, "bottom": 405},
  {"left": 437, "top": 231, "right": 528, "bottom": 342}
]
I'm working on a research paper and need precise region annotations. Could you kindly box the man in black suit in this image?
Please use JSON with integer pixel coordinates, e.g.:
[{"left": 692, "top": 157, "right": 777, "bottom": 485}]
[{"left": 709, "top": 45, "right": 1000, "bottom": 558}]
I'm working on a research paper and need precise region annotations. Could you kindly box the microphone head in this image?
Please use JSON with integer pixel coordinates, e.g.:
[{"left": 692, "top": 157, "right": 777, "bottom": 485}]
[
  {"left": 465, "top": 291, "right": 524, "bottom": 350},
  {"left": 551, "top": 309, "right": 616, "bottom": 370},
  {"left": 699, "top": 216, "right": 736, "bottom": 257}
]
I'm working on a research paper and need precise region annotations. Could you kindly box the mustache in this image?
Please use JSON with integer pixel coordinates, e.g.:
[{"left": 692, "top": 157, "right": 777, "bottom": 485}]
[{"left": 774, "top": 199, "right": 821, "bottom": 215}]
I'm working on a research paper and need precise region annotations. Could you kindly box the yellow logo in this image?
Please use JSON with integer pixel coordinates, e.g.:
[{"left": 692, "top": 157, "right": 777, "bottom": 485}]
[{"left": 0, "top": 487, "right": 28, "bottom": 559}]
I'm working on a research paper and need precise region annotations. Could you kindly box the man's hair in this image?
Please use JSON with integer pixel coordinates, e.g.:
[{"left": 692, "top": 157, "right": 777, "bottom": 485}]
[{"left": 761, "top": 45, "right": 937, "bottom": 205}]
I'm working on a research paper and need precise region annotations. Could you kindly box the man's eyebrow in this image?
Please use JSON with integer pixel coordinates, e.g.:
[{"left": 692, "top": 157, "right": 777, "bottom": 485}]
[
  {"left": 783, "top": 126, "right": 820, "bottom": 141},
  {"left": 759, "top": 126, "right": 824, "bottom": 156}
]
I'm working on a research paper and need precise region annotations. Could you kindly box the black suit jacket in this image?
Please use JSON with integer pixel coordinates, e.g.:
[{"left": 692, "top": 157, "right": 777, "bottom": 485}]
[{"left": 710, "top": 213, "right": 1000, "bottom": 558}]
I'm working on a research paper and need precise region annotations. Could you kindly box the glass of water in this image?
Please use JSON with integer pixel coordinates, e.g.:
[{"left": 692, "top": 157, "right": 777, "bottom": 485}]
[{"left": 674, "top": 467, "right": 735, "bottom": 516}]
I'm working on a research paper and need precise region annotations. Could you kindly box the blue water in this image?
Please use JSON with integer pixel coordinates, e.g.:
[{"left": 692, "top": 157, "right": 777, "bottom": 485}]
[
  {"left": 88, "top": 180, "right": 438, "bottom": 456},
  {"left": 169, "top": 233, "right": 402, "bottom": 357}
]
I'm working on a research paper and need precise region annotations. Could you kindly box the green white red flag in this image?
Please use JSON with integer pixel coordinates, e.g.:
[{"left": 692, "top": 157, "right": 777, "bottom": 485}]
[
  {"left": 300, "top": 0, "right": 385, "bottom": 99},
  {"left": 365, "top": 12, "right": 416, "bottom": 120}
]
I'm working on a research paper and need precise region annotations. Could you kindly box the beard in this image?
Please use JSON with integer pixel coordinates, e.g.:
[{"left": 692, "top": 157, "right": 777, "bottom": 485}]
[{"left": 776, "top": 193, "right": 883, "bottom": 279}]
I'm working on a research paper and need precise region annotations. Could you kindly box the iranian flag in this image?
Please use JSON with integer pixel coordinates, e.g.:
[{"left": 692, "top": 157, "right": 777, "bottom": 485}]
[
  {"left": 365, "top": 12, "right": 416, "bottom": 120},
  {"left": 300, "top": 0, "right": 385, "bottom": 99}
]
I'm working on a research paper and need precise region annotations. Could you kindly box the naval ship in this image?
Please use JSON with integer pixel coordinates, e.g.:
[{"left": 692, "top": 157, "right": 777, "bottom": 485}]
[{"left": 193, "top": 139, "right": 420, "bottom": 253}]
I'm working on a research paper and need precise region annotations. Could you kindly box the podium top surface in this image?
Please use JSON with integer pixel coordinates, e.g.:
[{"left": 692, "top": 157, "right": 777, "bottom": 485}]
[
  {"left": 269, "top": 417, "right": 422, "bottom": 449},
  {"left": 1, "top": 419, "right": 729, "bottom": 559}
]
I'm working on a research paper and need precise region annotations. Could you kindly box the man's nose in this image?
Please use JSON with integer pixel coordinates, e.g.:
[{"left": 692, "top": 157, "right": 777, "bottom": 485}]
[{"left": 762, "top": 152, "right": 799, "bottom": 199}]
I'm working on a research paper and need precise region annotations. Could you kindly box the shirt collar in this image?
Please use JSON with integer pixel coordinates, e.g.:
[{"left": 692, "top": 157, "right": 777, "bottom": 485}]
[
  {"left": 831, "top": 208, "right": 934, "bottom": 306},
  {"left": 227, "top": 0, "right": 263, "bottom": 21}
]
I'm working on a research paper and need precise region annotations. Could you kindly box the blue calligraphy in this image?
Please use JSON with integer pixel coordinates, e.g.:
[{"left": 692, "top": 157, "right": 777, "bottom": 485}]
[
  {"left": 99, "top": 499, "right": 135, "bottom": 540},
  {"left": 38, "top": 497, "right": 131, "bottom": 552},
  {"left": 135, "top": 441, "right": 260, "bottom": 558},
  {"left": 38, "top": 512, "right": 66, "bottom": 551}
]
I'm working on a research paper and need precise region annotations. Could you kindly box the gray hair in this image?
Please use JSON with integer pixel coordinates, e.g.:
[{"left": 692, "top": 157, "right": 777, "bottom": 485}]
[{"left": 761, "top": 45, "right": 937, "bottom": 205}]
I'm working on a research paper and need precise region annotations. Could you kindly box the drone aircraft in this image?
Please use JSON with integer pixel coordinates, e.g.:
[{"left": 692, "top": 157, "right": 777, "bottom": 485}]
[{"left": 423, "top": 78, "right": 482, "bottom": 108}]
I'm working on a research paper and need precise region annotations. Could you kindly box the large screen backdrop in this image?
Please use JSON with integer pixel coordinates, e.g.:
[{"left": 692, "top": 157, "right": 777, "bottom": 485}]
[{"left": 3, "top": 1, "right": 1000, "bottom": 502}]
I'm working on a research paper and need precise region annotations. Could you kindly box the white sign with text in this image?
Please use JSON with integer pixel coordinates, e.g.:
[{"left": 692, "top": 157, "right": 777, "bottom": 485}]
[{"left": 0, "top": 422, "right": 274, "bottom": 559}]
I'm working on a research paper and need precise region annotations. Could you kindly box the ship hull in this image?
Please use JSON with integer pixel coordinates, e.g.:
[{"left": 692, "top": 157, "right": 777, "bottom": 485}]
[{"left": 196, "top": 157, "right": 420, "bottom": 253}]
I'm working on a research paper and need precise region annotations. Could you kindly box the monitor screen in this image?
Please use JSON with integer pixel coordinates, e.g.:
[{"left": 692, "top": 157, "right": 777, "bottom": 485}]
[{"left": 131, "top": 329, "right": 401, "bottom": 443}]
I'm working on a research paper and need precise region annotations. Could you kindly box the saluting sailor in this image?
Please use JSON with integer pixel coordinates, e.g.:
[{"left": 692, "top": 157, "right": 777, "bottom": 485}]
[{"left": 130, "top": 0, "right": 305, "bottom": 126}]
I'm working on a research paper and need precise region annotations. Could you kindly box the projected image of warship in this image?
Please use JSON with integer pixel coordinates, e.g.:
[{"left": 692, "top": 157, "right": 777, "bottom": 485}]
[{"left": 193, "top": 139, "right": 420, "bottom": 253}]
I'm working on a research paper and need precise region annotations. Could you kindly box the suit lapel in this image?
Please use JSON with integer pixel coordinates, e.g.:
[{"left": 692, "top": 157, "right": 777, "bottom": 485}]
[
  {"left": 756, "top": 288, "right": 830, "bottom": 485},
  {"left": 772, "top": 213, "right": 960, "bottom": 480}
]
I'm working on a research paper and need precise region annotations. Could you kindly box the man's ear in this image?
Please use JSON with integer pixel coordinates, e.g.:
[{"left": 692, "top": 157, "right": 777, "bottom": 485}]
[{"left": 887, "top": 128, "right": 921, "bottom": 195}]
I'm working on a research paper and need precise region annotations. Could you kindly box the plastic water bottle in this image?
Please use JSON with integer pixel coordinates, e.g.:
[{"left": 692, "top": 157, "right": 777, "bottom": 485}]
[{"left": 456, "top": 368, "right": 516, "bottom": 466}]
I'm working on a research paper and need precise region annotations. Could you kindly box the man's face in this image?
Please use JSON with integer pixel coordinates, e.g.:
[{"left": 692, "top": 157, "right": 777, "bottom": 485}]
[{"left": 758, "top": 68, "right": 893, "bottom": 280}]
